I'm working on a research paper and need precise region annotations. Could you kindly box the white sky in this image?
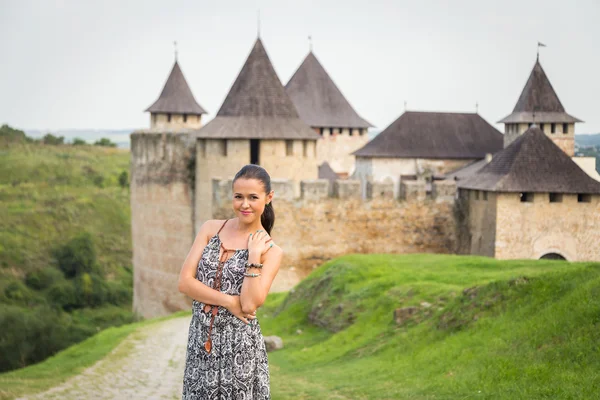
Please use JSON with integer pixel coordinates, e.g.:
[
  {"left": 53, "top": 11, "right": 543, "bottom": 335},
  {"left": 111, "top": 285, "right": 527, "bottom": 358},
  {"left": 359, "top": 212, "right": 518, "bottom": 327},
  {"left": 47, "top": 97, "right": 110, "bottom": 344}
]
[{"left": 1, "top": 0, "right": 598, "bottom": 134}]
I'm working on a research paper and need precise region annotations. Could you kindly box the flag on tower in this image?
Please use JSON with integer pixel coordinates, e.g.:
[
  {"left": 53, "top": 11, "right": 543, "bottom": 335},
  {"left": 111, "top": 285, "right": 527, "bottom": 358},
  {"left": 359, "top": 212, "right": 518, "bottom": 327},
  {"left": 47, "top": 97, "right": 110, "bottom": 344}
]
[{"left": 538, "top": 42, "right": 547, "bottom": 47}]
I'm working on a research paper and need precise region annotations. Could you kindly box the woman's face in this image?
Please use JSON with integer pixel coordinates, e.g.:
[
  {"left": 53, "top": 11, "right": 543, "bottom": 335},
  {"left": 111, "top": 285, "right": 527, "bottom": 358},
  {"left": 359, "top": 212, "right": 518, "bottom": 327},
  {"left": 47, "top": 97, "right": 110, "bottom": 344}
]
[{"left": 232, "top": 178, "right": 273, "bottom": 223}]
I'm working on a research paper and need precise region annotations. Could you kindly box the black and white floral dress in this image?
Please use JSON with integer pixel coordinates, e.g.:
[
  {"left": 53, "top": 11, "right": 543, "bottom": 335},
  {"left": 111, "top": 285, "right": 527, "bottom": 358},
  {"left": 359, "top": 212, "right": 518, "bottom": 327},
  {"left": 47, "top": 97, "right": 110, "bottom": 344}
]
[{"left": 182, "top": 232, "right": 271, "bottom": 399}]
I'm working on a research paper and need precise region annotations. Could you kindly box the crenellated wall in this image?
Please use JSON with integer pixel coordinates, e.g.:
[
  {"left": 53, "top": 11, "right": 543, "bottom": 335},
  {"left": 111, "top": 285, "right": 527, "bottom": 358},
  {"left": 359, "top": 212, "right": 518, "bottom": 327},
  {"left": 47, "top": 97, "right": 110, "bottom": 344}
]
[{"left": 211, "top": 178, "right": 458, "bottom": 291}]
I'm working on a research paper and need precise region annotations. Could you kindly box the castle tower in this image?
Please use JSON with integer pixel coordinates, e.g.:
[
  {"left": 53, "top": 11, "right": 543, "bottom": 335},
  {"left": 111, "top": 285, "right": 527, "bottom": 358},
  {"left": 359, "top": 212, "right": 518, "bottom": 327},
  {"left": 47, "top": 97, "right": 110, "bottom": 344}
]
[
  {"left": 145, "top": 60, "right": 207, "bottom": 130},
  {"left": 286, "top": 51, "right": 372, "bottom": 176},
  {"left": 456, "top": 125, "right": 600, "bottom": 261},
  {"left": 498, "top": 57, "right": 582, "bottom": 156},
  {"left": 192, "top": 38, "right": 320, "bottom": 227}
]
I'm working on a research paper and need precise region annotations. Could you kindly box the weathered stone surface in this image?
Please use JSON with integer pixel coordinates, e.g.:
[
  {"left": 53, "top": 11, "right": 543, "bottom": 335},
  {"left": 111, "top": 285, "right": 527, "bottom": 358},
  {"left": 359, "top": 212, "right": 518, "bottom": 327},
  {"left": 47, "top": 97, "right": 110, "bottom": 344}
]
[
  {"left": 432, "top": 180, "right": 457, "bottom": 202},
  {"left": 400, "top": 180, "right": 426, "bottom": 201},
  {"left": 333, "top": 180, "right": 361, "bottom": 199},
  {"left": 263, "top": 335, "right": 284, "bottom": 352},
  {"left": 301, "top": 179, "right": 329, "bottom": 201},
  {"left": 366, "top": 180, "right": 394, "bottom": 199}
]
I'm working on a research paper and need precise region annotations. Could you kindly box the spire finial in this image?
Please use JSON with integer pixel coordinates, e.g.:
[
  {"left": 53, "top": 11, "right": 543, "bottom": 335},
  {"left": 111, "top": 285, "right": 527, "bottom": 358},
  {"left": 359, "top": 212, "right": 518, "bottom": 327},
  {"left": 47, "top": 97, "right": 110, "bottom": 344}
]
[
  {"left": 404, "top": 101, "right": 407, "bottom": 111},
  {"left": 308, "top": 35, "right": 313, "bottom": 52},
  {"left": 537, "top": 41, "right": 546, "bottom": 60},
  {"left": 174, "top": 41, "right": 178, "bottom": 61},
  {"left": 476, "top": 101, "right": 479, "bottom": 113},
  {"left": 257, "top": 10, "right": 261, "bottom": 37}
]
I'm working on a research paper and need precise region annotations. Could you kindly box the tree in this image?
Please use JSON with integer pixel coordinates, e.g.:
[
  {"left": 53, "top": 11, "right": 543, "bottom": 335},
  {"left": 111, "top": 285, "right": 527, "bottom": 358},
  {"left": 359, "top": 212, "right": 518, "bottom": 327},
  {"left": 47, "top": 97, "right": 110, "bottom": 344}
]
[{"left": 93, "top": 138, "right": 117, "bottom": 147}]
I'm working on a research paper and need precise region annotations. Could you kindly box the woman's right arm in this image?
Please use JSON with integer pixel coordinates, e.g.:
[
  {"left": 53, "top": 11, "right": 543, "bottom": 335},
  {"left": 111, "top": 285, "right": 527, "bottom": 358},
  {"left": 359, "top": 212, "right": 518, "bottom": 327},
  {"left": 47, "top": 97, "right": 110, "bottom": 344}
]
[{"left": 177, "top": 220, "right": 232, "bottom": 309}]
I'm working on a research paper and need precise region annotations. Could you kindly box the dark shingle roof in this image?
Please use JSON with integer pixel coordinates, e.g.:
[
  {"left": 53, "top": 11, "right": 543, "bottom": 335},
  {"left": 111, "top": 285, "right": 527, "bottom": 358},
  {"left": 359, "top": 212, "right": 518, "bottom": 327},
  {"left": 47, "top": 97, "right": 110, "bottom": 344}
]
[
  {"left": 195, "top": 38, "right": 319, "bottom": 140},
  {"left": 445, "top": 158, "right": 490, "bottom": 181},
  {"left": 217, "top": 38, "right": 299, "bottom": 118},
  {"left": 285, "top": 52, "right": 372, "bottom": 129},
  {"left": 457, "top": 126, "right": 600, "bottom": 193},
  {"left": 352, "top": 111, "right": 503, "bottom": 158},
  {"left": 145, "top": 61, "right": 206, "bottom": 115},
  {"left": 498, "top": 59, "right": 582, "bottom": 123}
]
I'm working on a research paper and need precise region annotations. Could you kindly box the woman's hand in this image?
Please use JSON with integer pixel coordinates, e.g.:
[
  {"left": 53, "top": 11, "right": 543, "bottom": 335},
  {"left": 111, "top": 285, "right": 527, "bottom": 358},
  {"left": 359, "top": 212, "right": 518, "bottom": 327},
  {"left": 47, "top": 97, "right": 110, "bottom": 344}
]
[
  {"left": 226, "top": 295, "right": 257, "bottom": 324},
  {"left": 247, "top": 229, "right": 273, "bottom": 258}
]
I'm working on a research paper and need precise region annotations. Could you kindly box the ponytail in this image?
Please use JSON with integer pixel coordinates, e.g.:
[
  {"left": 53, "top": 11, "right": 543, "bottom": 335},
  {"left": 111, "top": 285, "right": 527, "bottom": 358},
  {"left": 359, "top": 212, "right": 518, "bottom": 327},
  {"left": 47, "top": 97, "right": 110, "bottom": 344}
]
[{"left": 261, "top": 202, "right": 275, "bottom": 235}]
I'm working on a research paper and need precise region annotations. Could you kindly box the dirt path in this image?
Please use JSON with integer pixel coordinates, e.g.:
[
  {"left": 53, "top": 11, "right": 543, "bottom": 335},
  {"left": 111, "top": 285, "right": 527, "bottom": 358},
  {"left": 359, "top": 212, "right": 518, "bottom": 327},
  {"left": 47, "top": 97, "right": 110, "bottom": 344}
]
[{"left": 18, "top": 316, "right": 191, "bottom": 400}]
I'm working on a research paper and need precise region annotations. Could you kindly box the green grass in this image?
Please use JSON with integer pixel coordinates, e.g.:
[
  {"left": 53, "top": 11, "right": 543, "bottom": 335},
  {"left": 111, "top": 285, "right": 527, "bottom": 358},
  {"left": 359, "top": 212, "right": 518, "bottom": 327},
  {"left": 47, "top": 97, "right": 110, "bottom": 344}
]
[
  {"left": 258, "top": 253, "right": 600, "bottom": 399},
  {"left": 2, "top": 254, "right": 599, "bottom": 399},
  {"left": 0, "top": 310, "right": 190, "bottom": 400},
  {"left": 0, "top": 141, "right": 131, "bottom": 279}
]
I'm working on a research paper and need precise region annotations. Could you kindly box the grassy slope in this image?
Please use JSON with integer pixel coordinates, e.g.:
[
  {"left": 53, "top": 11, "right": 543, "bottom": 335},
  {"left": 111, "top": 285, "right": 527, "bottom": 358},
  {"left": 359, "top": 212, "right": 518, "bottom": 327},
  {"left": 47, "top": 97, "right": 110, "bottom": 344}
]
[
  {"left": 0, "top": 142, "right": 131, "bottom": 281},
  {"left": 2, "top": 254, "right": 599, "bottom": 399},
  {"left": 259, "top": 254, "right": 600, "bottom": 399}
]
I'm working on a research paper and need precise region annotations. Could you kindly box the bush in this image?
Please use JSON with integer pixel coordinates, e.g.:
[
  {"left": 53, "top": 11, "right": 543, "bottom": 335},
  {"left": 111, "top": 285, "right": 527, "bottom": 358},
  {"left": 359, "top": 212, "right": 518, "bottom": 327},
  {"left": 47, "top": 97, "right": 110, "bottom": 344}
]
[
  {"left": 104, "top": 280, "right": 132, "bottom": 306},
  {"left": 118, "top": 170, "right": 128, "bottom": 188},
  {"left": 25, "top": 267, "right": 65, "bottom": 290},
  {"left": 74, "top": 272, "right": 108, "bottom": 308},
  {"left": 0, "top": 304, "right": 104, "bottom": 373},
  {"left": 42, "top": 133, "right": 65, "bottom": 145},
  {"left": 53, "top": 232, "right": 100, "bottom": 278},
  {"left": 72, "top": 137, "right": 87, "bottom": 145},
  {"left": 1, "top": 279, "right": 46, "bottom": 307},
  {"left": 0, "top": 124, "right": 32, "bottom": 144},
  {"left": 93, "top": 138, "right": 117, "bottom": 147},
  {"left": 47, "top": 280, "right": 80, "bottom": 311}
]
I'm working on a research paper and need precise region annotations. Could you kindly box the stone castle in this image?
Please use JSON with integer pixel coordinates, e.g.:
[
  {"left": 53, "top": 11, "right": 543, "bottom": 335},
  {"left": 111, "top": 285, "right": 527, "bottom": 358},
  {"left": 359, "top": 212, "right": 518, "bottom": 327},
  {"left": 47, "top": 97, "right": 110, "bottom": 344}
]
[{"left": 130, "top": 37, "right": 600, "bottom": 318}]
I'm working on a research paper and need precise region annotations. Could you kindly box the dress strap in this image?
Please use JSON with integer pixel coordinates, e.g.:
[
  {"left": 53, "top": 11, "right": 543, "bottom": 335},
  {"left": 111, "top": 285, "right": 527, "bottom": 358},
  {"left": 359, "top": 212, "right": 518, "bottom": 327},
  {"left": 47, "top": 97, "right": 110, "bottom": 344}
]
[{"left": 217, "top": 219, "right": 229, "bottom": 235}]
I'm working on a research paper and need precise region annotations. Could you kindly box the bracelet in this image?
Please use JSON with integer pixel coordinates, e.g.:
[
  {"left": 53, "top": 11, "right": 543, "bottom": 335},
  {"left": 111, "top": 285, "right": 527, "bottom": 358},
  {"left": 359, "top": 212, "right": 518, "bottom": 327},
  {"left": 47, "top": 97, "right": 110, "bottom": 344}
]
[
  {"left": 245, "top": 262, "right": 263, "bottom": 269},
  {"left": 244, "top": 272, "right": 261, "bottom": 277}
]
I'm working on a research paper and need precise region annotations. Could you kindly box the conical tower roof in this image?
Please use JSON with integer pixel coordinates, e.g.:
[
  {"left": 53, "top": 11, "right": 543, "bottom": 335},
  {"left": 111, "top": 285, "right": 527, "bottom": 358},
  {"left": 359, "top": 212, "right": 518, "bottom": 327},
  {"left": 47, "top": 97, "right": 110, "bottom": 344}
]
[
  {"left": 146, "top": 61, "right": 206, "bottom": 115},
  {"left": 457, "top": 126, "right": 600, "bottom": 193},
  {"left": 285, "top": 52, "right": 372, "bottom": 129},
  {"left": 196, "top": 38, "right": 319, "bottom": 140},
  {"left": 217, "top": 38, "right": 299, "bottom": 118},
  {"left": 498, "top": 59, "right": 581, "bottom": 123}
]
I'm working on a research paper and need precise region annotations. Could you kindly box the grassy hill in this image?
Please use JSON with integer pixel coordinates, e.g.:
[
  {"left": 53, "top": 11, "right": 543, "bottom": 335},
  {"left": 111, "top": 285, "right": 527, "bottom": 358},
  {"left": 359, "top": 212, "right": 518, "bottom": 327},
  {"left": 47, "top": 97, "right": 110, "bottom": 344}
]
[
  {"left": 0, "top": 129, "right": 136, "bottom": 373},
  {"left": 259, "top": 254, "right": 600, "bottom": 399},
  {"left": 3, "top": 254, "right": 599, "bottom": 399}
]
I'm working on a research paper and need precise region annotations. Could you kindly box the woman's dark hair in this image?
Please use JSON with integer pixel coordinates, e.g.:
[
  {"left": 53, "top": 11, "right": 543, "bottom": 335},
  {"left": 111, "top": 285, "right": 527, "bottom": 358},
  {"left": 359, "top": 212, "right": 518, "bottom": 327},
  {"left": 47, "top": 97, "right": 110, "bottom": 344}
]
[{"left": 233, "top": 164, "right": 275, "bottom": 235}]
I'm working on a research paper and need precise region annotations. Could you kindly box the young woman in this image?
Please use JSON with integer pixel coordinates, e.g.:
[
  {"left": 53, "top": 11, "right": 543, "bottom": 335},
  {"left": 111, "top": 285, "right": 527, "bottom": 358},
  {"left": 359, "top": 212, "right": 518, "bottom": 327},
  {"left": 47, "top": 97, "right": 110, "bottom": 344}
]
[{"left": 178, "top": 164, "right": 283, "bottom": 399}]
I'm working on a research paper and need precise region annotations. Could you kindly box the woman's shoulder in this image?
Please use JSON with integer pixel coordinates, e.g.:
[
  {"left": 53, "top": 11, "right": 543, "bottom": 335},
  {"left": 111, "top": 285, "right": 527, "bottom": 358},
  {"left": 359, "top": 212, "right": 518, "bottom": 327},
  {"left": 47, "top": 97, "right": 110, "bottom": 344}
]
[{"left": 198, "top": 219, "right": 229, "bottom": 239}]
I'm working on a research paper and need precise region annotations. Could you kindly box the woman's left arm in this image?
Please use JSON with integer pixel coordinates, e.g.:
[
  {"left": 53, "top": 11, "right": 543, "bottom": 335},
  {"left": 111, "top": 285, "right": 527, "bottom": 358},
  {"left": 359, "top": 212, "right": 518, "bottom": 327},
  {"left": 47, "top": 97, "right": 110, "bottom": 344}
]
[{"left": 240, "top": 235, "right": 283, "bottom": 314}]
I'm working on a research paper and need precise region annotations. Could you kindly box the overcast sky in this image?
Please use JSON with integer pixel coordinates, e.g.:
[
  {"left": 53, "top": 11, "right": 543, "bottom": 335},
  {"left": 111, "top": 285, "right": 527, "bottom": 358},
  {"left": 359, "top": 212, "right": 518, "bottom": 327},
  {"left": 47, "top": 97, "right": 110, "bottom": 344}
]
[{"left": 1, "top": 0, "right": 598, "bottom": 134}]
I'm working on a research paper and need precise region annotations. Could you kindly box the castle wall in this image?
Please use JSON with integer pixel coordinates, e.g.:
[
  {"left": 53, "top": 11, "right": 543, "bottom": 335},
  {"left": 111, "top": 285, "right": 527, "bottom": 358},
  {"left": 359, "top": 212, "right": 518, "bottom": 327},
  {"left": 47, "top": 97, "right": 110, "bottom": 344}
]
[
  {"left": 151, "top": 113, "right": 202, "bottom": 130},
  {"left": 130, "top": 132, "right": 196, "bottom": 318},
  {"left": 495, "top": 192, "right": 600, "bottom": 261},
  {"left": 212, "top": 178, "right": 457, "bottom": 292},
  {"left": 257, "top": 140, "right": 319, "bottom": 197},
  {"left": 316, "top": 128, "right": 369, "bottom": 175},
  {"left": 456, "top": 189, "right": 497, "bottom": 257}
]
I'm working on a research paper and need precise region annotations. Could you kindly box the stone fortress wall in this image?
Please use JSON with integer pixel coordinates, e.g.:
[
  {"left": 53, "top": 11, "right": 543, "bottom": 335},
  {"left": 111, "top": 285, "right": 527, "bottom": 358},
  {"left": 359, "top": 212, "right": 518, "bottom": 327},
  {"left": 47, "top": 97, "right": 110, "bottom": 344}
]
[
  {"left": 130, "top": 132, "right": 459, "bottom": 318},
  {"left": 130, "top": 132, "right": 196, "bottom": 318},
  {"left": 211, "top": 177, "right": 459, "bottom": 291}
]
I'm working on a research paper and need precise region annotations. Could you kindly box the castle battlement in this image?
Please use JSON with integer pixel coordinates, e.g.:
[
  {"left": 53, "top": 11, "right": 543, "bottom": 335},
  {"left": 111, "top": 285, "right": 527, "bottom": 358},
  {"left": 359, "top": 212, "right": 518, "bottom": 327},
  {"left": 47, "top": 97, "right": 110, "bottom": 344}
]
[{"left": 211, "top": 177, "right": 457, "bottom": 203}]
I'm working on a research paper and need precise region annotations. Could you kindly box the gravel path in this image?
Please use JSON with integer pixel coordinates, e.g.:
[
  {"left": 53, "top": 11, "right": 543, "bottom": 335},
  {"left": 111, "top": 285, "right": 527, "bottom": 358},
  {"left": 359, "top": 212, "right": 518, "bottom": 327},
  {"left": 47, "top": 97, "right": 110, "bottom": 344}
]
[{"left": 18, "top": 315, "right": 191, "bottom": 400}]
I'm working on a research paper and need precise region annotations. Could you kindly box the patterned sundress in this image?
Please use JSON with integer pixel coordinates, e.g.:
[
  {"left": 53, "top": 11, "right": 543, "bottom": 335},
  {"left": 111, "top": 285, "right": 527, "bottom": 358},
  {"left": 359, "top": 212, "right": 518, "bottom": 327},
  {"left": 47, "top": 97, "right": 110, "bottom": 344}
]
[{"left": 182, "top": 221, "right": 271, "bottom": 399}]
